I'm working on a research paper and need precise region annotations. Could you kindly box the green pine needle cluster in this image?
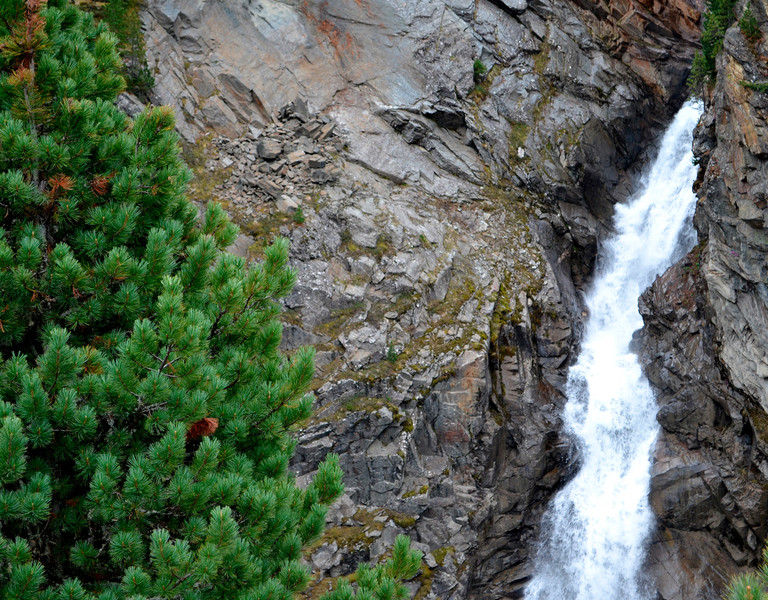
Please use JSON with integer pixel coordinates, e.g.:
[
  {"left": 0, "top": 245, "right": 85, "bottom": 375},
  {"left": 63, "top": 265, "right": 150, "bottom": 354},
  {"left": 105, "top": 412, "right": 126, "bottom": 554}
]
[
  {"left": 320, "top": 535, "right": 422, "bottom": 600},
  {"left": 0, "top": 1, "right": 421, "bottom": 599}
]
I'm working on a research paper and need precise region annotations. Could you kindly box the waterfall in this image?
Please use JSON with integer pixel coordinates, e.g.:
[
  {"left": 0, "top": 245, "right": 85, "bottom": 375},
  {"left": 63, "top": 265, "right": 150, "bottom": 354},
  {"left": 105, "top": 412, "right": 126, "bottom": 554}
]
[{"left": 525, "top": 102, "right": 702, "bottom": 600}]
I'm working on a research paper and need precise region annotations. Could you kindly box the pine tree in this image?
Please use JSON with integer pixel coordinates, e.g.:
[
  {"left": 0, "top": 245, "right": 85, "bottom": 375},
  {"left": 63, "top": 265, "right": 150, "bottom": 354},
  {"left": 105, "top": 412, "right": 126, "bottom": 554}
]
[{"left": 0, "top": 1, "right": 421, "bottom": 598}]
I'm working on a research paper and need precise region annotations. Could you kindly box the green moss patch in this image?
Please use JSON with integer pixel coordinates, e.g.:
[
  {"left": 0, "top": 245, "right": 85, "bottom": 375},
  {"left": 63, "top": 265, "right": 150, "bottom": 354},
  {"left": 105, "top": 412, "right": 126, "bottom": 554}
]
[
  {"left": 182, "top": 134, "right": 233, "bottom": 205},
  {"left": 431, "top": 545, "right": 455, "bottom": 567},
  {"left": 402, "top": 485, "right": 428, "bottom": 499}
]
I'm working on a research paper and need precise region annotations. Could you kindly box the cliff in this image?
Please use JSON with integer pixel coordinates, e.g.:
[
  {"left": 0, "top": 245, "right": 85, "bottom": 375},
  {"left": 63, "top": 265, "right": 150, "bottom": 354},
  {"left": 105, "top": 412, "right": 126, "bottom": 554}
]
[
  {"left": 133, "top": 0, "right": 713, "bottom": 598},
  {"left": 636, "top": 2, "right": 768, "bottom": 598}
]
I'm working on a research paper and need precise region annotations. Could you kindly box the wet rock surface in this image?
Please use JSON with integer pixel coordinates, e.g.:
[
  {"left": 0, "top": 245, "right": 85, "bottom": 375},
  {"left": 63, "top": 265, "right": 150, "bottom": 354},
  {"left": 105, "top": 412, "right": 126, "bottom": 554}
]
[{"left": 139, "top": 0, "right": 705, "bottom": 597}]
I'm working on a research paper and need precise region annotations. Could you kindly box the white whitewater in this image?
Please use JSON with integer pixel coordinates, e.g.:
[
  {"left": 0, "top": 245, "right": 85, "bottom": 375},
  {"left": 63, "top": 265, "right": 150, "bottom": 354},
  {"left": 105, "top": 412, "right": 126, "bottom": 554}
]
[{"left": 525, "top": 102, "right": 702, "bottom": 600}]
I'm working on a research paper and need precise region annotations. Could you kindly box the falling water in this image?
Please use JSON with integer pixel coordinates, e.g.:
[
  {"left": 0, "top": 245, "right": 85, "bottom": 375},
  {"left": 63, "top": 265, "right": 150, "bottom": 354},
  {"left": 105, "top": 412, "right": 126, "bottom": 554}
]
[{"left": 525, "top": 102, "right": 702, "bottom": 600}]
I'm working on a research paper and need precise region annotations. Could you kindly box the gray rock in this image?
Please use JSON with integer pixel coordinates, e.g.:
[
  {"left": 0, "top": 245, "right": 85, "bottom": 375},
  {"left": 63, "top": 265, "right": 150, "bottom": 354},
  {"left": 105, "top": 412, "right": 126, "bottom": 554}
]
[
  {"left": 255, "top": 179, "right": 282, "bottom": 199},
  {"left": 308, "top": 156, "right": 327, "bottom": 169},
  {"left": 635, "top": 23, "right": 768, "bottom": 597},
  {"left": 190, "top": 67, "right": 216, "bottom": 98},
  {"left": 257, "top": 138, "right": 283, "bottom": 160},
  {"left": 498, "top": 0, "right": 527, "bottom": 14},
  {"left": 311, "top": 541, "right": 340, "bottom": 571},
  {"left": 342, "top": 207, "right": 379, "bottom": 248},
  {"left": 201, "top": 96, "right": 242, "bottom": 138},
  {"left": 226, "top": 233, "right": 254, "bottom": 258},
  {"left": 276, "top": 194, "right": 299, "bottom": 214},
  {"left": 287, "top": 150, "right": 305, "bottom": 165},
  {"left": 115, "top": 92, "right": 145, "bottom": 117},
  {"left": 297, "top": 121, "right": 323, "bottom": 139}
]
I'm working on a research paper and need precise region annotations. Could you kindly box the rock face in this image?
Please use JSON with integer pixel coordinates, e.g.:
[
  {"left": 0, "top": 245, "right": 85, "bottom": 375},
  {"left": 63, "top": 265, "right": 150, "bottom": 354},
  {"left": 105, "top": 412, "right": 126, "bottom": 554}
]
[
  {"left": 694, "top": 27, "right": 768, "bottom": 420},
  {"left": 573, "top": 0, "right": 704, "bottom": 102},
  {"left": 636, "top": 253, "right": 768, "bottom": 599},
  {"left": 635, "top": 3, "right": 768, "bottom": 598},
  {"left": 138, "top": 0, "right": 707, "bottom": 598}
]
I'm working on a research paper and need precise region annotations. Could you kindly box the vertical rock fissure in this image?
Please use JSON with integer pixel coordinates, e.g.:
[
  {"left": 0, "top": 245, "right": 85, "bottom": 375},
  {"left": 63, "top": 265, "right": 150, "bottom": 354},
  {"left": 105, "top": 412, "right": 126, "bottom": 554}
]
[{"left": 524, "top": 103, "right": 702, "bottom": 600}]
